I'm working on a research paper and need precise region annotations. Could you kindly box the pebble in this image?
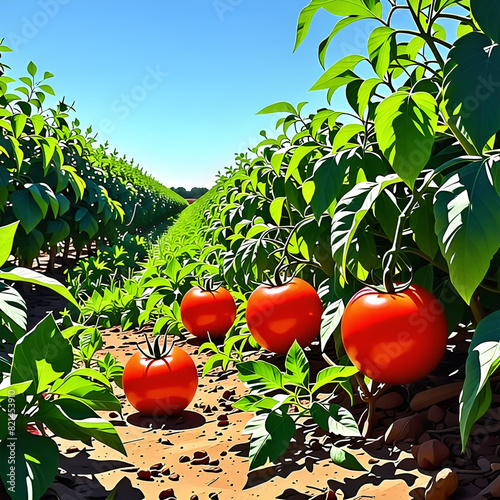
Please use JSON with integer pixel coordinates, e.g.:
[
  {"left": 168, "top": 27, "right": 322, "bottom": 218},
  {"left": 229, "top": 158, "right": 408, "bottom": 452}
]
[
  {"left": 209, "top": 459, "right": 220, "bottom": 466},
  {"left": 66, "top": 446, "right": 79, "bottom": 453},
  {"left": 161, "top": 439, "right": 174, "bottom": 446},
  {"left": 179, "top": 455, "right": 190, "bottom": 463},
  {"left": 190, "top": 496, "right": 199, "bottom": 500},
  {"left": 109, "top": 412, "right": 119, "bottom": 418},
  {"left": 474, "top": 477, "right": 489, "bottom": 488},
  {"left": 193, "top": 450, "right": 208, "bottom": 459},
  {"left": 416, "top": 439, "right": 450, "bottom": 470},
  {"left": 150, "top": 462, "right": 164, "bottom": 470},
  {"left": 220, "top": 450, "right": 227, "bottom": 456},
  {"left": 424, "top": 468, "right": 458, "bottom": 500},
  {"left": 376, "top": 392, "right": 404, "bottom": 410},
  {"left": 168, "top": 473, "right": 180, "bottom": 481},
  {"left": 204, "top": 466, "right": 223, "bottom": 473},
  {"left": 137, "top": 470, "right": 152, "bottom": 480},
  {"left": 217, "top": 420, "right": 229, "bottom": 427},
  {"left": 222, "top": 389, "right": 235, "bottom": 399},
  {"left": 384, "top": 414, "right": 423, "bottom": 445},
  {"left": 217, "top": 413, "right": 228, "bottom": 421},
  {"left": 310, "top": 439, "right": 322, "bottom": 451},
  {"left": 159, "top": 488, "right": 175, "bottom": 499},
  {"left": 444, "top": 411, "right": 459, "bottom": 428},
  {"left": 426, "top": 405, "right": 445, "bottom": 423},
  {"left": 477, "top": 457, "right": 491, "bottom": 470},
  {"left": 191, "top": 456, "right": 210, "bottom": 465},
  {"left": 162, "top": 467, "right": 171, "bottom": 476}
]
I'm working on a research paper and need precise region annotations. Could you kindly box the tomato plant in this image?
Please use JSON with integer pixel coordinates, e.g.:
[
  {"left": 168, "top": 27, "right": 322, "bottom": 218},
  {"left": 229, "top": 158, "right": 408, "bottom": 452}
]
[
  {"left": 246, "top": 277, "right": 323, "bottom": 354},
  {"left": 123, "top": 333, "right": 198, "bottom": 416},
  {"left": 180, "top": 284, "right": 236, "bottom": 339},
  {"left": 341, "top": 284, "right": 448, "bottom": 385}
]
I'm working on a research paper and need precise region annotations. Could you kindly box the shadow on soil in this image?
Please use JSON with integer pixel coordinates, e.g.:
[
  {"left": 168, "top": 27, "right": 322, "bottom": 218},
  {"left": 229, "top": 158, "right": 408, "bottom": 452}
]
[
  {"left": 39, "top": 451, "right": 143, "bottom": 500},
  {"left": 127, "top": 409, "right": 206, "bottom": 431}
]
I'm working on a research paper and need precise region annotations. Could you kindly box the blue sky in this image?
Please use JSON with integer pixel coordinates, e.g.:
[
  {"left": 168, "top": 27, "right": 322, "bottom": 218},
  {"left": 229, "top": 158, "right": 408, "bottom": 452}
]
[{"left": 0, "top": 1, "right": 453, "bottom": 189}]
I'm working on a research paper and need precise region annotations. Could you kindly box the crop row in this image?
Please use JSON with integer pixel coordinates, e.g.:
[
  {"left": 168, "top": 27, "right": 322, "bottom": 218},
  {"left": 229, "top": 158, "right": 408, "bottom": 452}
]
[{"left": 0, "top": 41, "right": 187, "bottom": 267}]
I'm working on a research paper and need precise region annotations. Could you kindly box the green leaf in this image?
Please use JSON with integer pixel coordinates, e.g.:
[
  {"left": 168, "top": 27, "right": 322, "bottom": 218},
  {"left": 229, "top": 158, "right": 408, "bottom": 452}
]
[
  {"left": 470, "top": 0, "right": 500, "bottom": 44},
  {"left": 242, "top": 410, "right": 295, "bottom": 470},
  {"left": 413, "top": 263, "right": 434, "bottom": 293},
  {"left": 332, "top": 123, "right": 364, "bottom": 153},
  {"left": 311, "top": 365, "right": 358, "bottom": 394},
  {"left": 51, "top": 376, "right": 121, "bottom": 412},
  {"left": 310, "top": 402, "right": 361, "bottom": 437},
  {"left": 409, "top": 193, "right": 439, "bottom": 258},
  {"left": 331, "top": 174, "right": 402, "bottom": 277},
  {"left": 286, "top": 144, "right": 319, "bottom": 181},
  {"left": 9, "top": 189, "right": 45, "bottom": 233},
  {"left": 269, "top": 197, "right": 286, "bottom": 225},
  {"left": 257, "top": 102, "right": 296, "bottom": 115},
  {"left": 11, "top": 114, "right": 27, "bottom": 138},
  {"left": 302, "top": 180, "right": 315, "bottom": 204},
  {"left": 233, "top": 394, "right": 292, "bottom": 412},
  {"left": 0, "top": 380, "right": 32, "bottom": 402},
  {"left": 373, "top": 191, "right": 400, "bottom": 239},
  {"left": 61, "top": 367, "right": 112, "bottom": 389},
  {"left": 8, "top": 136, "right": 23, "bottom": 169},
  {"left": 37, "top": 397, "right": 126, "bottom": 454},
  {"left": 321, "top": 0, "right": 382, "bottom": 17},
  {"left": 320, "top": 298, "right": 345, "bottom": 351},
  {"left": 79, "top": 327, "right": 103, "bottom": 361},
  {"left": 39, "top": 137, "right": 58, "bottom": 174},
  {"left": 27, "top": 61, "right": 37, "bottom": 77},
  {"left": 444, "top": 32, "right": 500, "bottom": 151},
  {"left": 375, "top": 91, "right": 438, "bottom": 188},
  {"left": 434, "top": 159, "right": 500, "bottom": 304},
  {"left": 0, "top": 434, "right": 59, "bottom": 500},
  {"left": 30, "top": 114, "right": 45, "bottom": 135},
  {"left": 202, "top": 353, "right": 227, "bottom": 376},
  {"left": 38, "top": 84, "right": 55, "bottom": 96},
  {"left": 330, "top": 444, "right": 366, "bottom": 471},
  {"left": 284, "top": 340, "right": 310, "bottom": 387},
  {"left": 237, "top": 360, "right": 283, "bottom": 394},
  {"left": 0, "top": 221, "right": 19, "bottom": 267},
  {"left": 307, "top": 152, "right": 349, "bottom": 220},
  {"left": 318, "top": 17, "right": 362, "bottom": 69},
  {"left": 459, "top": 310, "right": 500, "bottom": 450},
  {"left": 356, "top": 78, "right": 382, "bottom": 117},
  {"left": 11, "top": 314, "right": 73, "bottom": 394},
  {"left": 367, "top": 26, "right": 395, "bottom": 78},
  {"left": 0, "top": 266, "right": 79, "bottom": 308},
  {"left": 310, "top": 55, "right": 365, "bottom": 91}
]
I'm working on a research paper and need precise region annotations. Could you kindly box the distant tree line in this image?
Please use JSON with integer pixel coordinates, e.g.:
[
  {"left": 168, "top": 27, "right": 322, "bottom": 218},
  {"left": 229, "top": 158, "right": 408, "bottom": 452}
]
[{"left": 170, "top": 186, "right": 209, "bottom": 199}]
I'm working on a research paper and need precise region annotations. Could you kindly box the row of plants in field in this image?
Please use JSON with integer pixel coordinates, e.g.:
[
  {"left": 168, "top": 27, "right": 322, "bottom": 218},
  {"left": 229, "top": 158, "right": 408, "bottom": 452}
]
[
  {"left": 141, "top": 0, "right": 500, "bottom": 472},
  {"left": 0, "top": 41, "right": 187, "bottom": 268}
]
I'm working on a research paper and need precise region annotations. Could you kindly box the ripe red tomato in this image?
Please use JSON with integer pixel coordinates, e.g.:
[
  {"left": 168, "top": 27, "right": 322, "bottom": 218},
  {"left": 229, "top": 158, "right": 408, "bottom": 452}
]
[
  {"left": 180, "top": 286, "right": 236, "bottom": 339},
  {"left": 246, "top": 277, "right": 323, "bottom": 354},
  {"left": 341, "top": 284, "right": 448, "bottom": 385},
  {"left": 123, "top": 346, "right": 198, "bottom": 416}
]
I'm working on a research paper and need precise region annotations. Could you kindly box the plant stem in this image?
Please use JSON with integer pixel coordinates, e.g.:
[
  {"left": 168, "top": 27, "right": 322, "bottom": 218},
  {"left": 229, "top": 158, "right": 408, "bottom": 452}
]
[
  {"left": 446, "top": 117, "right": 480, "bottom": 156},
  {"left": 470, "top": 290, "right": 485, "bottom": 325}
]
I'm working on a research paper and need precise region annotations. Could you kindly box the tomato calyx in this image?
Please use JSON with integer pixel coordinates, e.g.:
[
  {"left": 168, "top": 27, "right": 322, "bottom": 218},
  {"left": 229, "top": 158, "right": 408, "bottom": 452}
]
[{"left": 136, "top": 330, "right": 174, "bottom": 360}]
